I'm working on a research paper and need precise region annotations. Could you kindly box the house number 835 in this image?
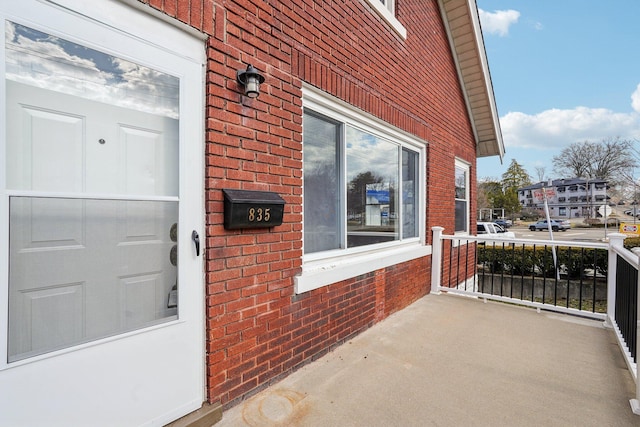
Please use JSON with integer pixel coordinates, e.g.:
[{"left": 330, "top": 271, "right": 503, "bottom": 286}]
[{"left": 248, "top": 207, "right": 271, "bottom": 222}]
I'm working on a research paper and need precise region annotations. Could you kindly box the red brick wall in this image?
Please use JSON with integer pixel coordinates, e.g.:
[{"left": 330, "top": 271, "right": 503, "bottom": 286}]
[{"left": 140, "top": 0, "right": 478, "bottom": 407}]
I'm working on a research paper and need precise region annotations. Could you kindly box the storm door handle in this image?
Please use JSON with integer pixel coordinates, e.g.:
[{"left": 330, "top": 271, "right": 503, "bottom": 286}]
[{"left": 192, "top": 230, "right": 200, "bottom": 256}]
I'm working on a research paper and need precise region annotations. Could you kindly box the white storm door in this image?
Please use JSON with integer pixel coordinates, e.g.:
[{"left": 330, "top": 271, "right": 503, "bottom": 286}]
[{"left": 0, "top": 2, "right": 205, "bottom": 426}]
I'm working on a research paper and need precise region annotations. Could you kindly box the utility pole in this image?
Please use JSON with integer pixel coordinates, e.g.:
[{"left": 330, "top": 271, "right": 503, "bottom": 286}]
[{"left": 541, "top": 180, "right": 559, "bottom": 277}]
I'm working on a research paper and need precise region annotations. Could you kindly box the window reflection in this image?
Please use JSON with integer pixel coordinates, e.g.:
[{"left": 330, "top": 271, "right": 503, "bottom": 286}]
[
  {"left": 346, "top": 126, "right": 398, "bottom": 247},
  {"left": 402, "top": 148, "right": 419, "bottom": 238},
  {"left": 455, "top": 164, "right": 468, "bottom": 232},
  {"left": 302, "top": 109, "right": 421, "bottom": 254},
  {"left": 5, "top": 22, "right": 179, "bottom": 118},
  {"left": 303, "top": 112, "right": 341, "bottom": 253}
]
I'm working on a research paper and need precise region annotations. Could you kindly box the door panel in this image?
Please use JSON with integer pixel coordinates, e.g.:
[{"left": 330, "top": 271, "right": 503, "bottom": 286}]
[
  {"left": 8, "top": 197, "right": 179, "bottom": 361},
  {"left": 8, "top": 107, "right": 84, "bottom": 192},
  {"left": 14, "top": 283, "right": 85, "bottom": 356},
  {"left": 7, "top": 81, "right": 179, "bottom": 196}
]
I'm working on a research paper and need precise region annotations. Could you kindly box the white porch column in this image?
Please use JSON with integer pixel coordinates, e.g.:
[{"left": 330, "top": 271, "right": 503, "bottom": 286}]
[
  {"left": 631, "top": 245, "right": 640, "bottom": 415},
  {"left": 605, "top": 233, "right": 627, "bottom": 328},
  {"left": 431, "top": 226, "right": 444, "bottom": 295}
]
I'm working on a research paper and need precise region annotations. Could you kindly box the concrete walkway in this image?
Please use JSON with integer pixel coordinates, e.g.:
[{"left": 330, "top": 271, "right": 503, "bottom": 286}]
[{"left": 215, "top": 294, "right": 638, "bottom": 426}]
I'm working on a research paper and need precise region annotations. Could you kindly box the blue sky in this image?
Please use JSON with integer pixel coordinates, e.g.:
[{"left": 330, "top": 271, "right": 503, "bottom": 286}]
[{"left": 476, "top": 0, "right": 640, "bottom": 182}]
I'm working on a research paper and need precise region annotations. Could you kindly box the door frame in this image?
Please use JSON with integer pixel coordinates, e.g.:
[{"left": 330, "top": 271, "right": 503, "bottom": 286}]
[{"left": 0, "top": 0, "right": 206, "bottom": 425}]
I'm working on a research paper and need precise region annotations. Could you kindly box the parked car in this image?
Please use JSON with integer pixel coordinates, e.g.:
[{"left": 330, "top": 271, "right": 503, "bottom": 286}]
[
  {"left": 529, "top": 219, "right": 571, "bottom": 232},
  {"left": 477, "top": 222, "right": 515, "bottom": 239},
  {"left": 494, "top": 219, "right": 512, "bottom": 228},
  {"left": 624, "top": 209, "right": 640, "bottom": 218}
]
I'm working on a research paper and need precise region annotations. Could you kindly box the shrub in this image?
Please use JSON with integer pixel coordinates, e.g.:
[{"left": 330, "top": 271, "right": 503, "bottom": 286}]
[
  {"left": 477, "top": 244, "right": 607, "bottom": 278},
  {"left": 623, "top": 237, "right": 640, "bottom": 250}
]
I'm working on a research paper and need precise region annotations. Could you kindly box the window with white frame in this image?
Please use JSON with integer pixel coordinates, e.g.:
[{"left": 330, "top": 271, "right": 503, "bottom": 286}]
[
  {"left": 296, "top": 87, "right": 428, "bottom": 293},
  {"left": 362, "top": 0, "right": 406, "bottom": 39},
  {"left": 302, "top": 91, "right": 422, "bottom": 256},
  {"left": 379, "top": 0, "right": 394, "bottom": 14},
  {"left": 454, "top": 160, "right": 469, "bottom": 233}
]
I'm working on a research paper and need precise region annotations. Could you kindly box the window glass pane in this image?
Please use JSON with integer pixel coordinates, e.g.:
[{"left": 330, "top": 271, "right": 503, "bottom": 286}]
[
  {"left": 302, "top": 102, "right": 423, "bottom": 255},
  {"left": 5, "top": 23, "right": 182, "bottom": 362},
  {"left": 402, "top": 148, "right": 419, "bottom": 238},
  {"left": 455, "top": 166, "right": 466, "bottom": 200},
  {"left": 455, "top": 165, "right": 467, "bottom": 232},
  {"left": 5, "top": 22, "right": 179, "bottom": 197},
  {"left": 303, "top": 113, "right": 341, "bottom": 253},
  {"left": 8, "top": 197, "right": 178, "bottom": 362},
  {"left": 5, "top": 22, "right": 179, "bottom": 118},
  {"left": 455, "top": 200, "right": 467, "bottom": 232},
  {"left": 346, "top": 126, "right": 398, "bottom": 247}
]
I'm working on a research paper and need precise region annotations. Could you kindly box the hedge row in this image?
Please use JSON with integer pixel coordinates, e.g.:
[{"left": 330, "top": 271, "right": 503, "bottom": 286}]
[
  {"left": 624, "top": 237, "right": 640, "bottom": 250},
  {"left": 477, "top": 244, "right": 608, "bottom": 279}
]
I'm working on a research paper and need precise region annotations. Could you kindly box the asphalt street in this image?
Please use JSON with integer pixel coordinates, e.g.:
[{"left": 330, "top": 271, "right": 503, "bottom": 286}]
[{"left": 509, "top": 224, "right": 621, "bottom": 242}]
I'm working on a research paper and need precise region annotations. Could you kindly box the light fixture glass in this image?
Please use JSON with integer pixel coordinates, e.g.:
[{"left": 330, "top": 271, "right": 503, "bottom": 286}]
[{"left": 236, "top": 64, "right": 265, "bottom": 98}]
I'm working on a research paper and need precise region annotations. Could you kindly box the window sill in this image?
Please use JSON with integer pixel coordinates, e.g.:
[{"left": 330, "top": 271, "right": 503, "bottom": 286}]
[
  {"left": 294, "top": 243, "right": 431, "bottom": 294},
  {"left": 363, "top": 0, "right": 407, "bottom": 40}
]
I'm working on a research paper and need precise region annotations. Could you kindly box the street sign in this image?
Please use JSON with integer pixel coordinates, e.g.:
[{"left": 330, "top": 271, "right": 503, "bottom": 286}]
[
  {"left": 598, "top": 205, "right": 612, "bottom": 217},
  {"left": 620, "top": 223, "right": 640, "bottom": 236},
  {"left": 533, "top": 189, "right": 556, "bottom": 201}
]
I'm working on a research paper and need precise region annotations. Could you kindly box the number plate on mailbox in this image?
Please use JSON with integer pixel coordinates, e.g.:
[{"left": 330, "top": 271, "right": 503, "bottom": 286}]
[{"left": 223, "top": 189, "right": 285, "bottom": 230}]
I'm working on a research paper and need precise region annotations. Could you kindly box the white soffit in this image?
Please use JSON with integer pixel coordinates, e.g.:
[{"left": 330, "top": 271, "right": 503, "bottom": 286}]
[{"left": 439, "top": 0, "right": 505, "bottom": 160}]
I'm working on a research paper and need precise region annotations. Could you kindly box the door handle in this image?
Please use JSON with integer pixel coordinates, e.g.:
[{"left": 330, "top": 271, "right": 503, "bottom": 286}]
[{"left": 192, "top": 230, "right": 200, "bottom": 256}]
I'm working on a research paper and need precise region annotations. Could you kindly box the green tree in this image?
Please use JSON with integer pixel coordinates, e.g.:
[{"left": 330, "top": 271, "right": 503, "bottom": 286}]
[
  {"left": 500, "top": 159, "right": 531, "bottom": 217},
  {"left": 478, "top": 179, "right": 504, "bottom": 210},
  {"left": 502, "top": 187, "right": 521, "bottom": 217},
  {"left": 501, "top": 159, "right": 531, "bottom": 190}
]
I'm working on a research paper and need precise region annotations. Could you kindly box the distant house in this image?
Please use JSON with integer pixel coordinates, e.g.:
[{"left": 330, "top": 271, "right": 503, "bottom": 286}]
[
  {"left": 0, "top": 0, "right": 503, "bottom": 425},
  {"left": 519, "top": 178, "right": 610, "bottom": 218}
]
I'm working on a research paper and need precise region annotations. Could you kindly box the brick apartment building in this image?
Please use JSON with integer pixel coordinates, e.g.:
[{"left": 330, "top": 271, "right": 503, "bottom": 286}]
[{"left": 0, "top": 0, "right": 503, "bottom": 425}]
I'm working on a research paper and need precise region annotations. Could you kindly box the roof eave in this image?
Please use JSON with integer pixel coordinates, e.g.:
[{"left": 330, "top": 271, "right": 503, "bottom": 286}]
[{"left": 438, "top": 0, "right": 504, "bottom": 161}]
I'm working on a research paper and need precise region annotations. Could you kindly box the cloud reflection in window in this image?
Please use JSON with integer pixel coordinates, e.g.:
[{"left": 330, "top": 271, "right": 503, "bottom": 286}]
[{"left": 5, "top": 21, "right": 179, "bottom": 119}]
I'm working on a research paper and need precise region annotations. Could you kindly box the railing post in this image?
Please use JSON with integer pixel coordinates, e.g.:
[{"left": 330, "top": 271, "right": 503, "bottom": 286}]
[
  {"left": 605, "top": 233, "right": 626, "bottom": 328},
  {"left": 431, "top": 226, "right": 444, "bottom": 295},
  {"left": 632, "top": 247, "right": 640, "bottom": 415}
]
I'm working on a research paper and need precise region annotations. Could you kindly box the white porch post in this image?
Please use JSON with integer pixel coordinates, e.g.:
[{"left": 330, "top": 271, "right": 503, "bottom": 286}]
[
  {"left": 632, "top": 246, "right": 640, "bottom": 415},
  {"left": 605, "top": 233, "right": 626, "bottom": 328},
  {"left": 431, "top": 226, "right": 444, "bottom": 295}
]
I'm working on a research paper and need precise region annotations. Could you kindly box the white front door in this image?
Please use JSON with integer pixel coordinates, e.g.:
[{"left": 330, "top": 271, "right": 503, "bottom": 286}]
[{"left": 0, "top": 1, "right": 205, "bottom": 426}]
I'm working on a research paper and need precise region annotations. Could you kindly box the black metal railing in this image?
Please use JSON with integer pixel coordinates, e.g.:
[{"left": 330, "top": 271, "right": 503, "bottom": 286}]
[
  {"left": 615, "top": 254, "right": 637, "bottom": 363},
  {"left": 439, "top": 237, "right": 608, "bottom": 319}
]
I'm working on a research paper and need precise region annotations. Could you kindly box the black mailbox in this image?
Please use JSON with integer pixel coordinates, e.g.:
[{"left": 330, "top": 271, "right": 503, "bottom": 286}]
[{"left": 223, "top": 189, "right": 285, "bottom": 230}]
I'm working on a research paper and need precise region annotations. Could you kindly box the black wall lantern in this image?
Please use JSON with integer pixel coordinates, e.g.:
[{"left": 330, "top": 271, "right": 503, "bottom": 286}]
[{"left": 236, "top": 64, "right": 265, "bottom": 98}]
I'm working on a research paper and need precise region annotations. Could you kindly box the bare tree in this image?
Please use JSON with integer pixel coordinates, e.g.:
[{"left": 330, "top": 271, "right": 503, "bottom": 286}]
[
  {"left": 552, "top": 142, "right": 591, "bottom": 178},
  {"left": 534, "top": 166, "right": 546, "bottom": 182},
  {"left": 552, "top": 137, "right": 637, "bottom": 183}
]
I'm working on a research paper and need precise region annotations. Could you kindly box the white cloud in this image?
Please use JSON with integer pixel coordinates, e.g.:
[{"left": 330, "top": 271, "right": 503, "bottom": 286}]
[
  {"left": 631, "top": 83, "right": 640, "bottom": 113},
  {"left": 500, "top": 106, "right": 640, "bottom": 149},
  {"left": 479, "top": 87, "right": 640, "bottom": 179},
  {"left": 478, "top": 9, "right": 520, "bottom": 37}
]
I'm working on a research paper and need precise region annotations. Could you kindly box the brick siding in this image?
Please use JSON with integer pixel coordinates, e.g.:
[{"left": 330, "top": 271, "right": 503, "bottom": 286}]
[{"left": 139, "top": 0, "right": 477, "bottom": 407}]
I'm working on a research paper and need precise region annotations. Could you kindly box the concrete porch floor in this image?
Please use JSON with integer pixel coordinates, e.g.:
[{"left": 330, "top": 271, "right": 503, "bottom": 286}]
[{"left": 214, "top": 293, "right": 638, "bottom": 426}]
